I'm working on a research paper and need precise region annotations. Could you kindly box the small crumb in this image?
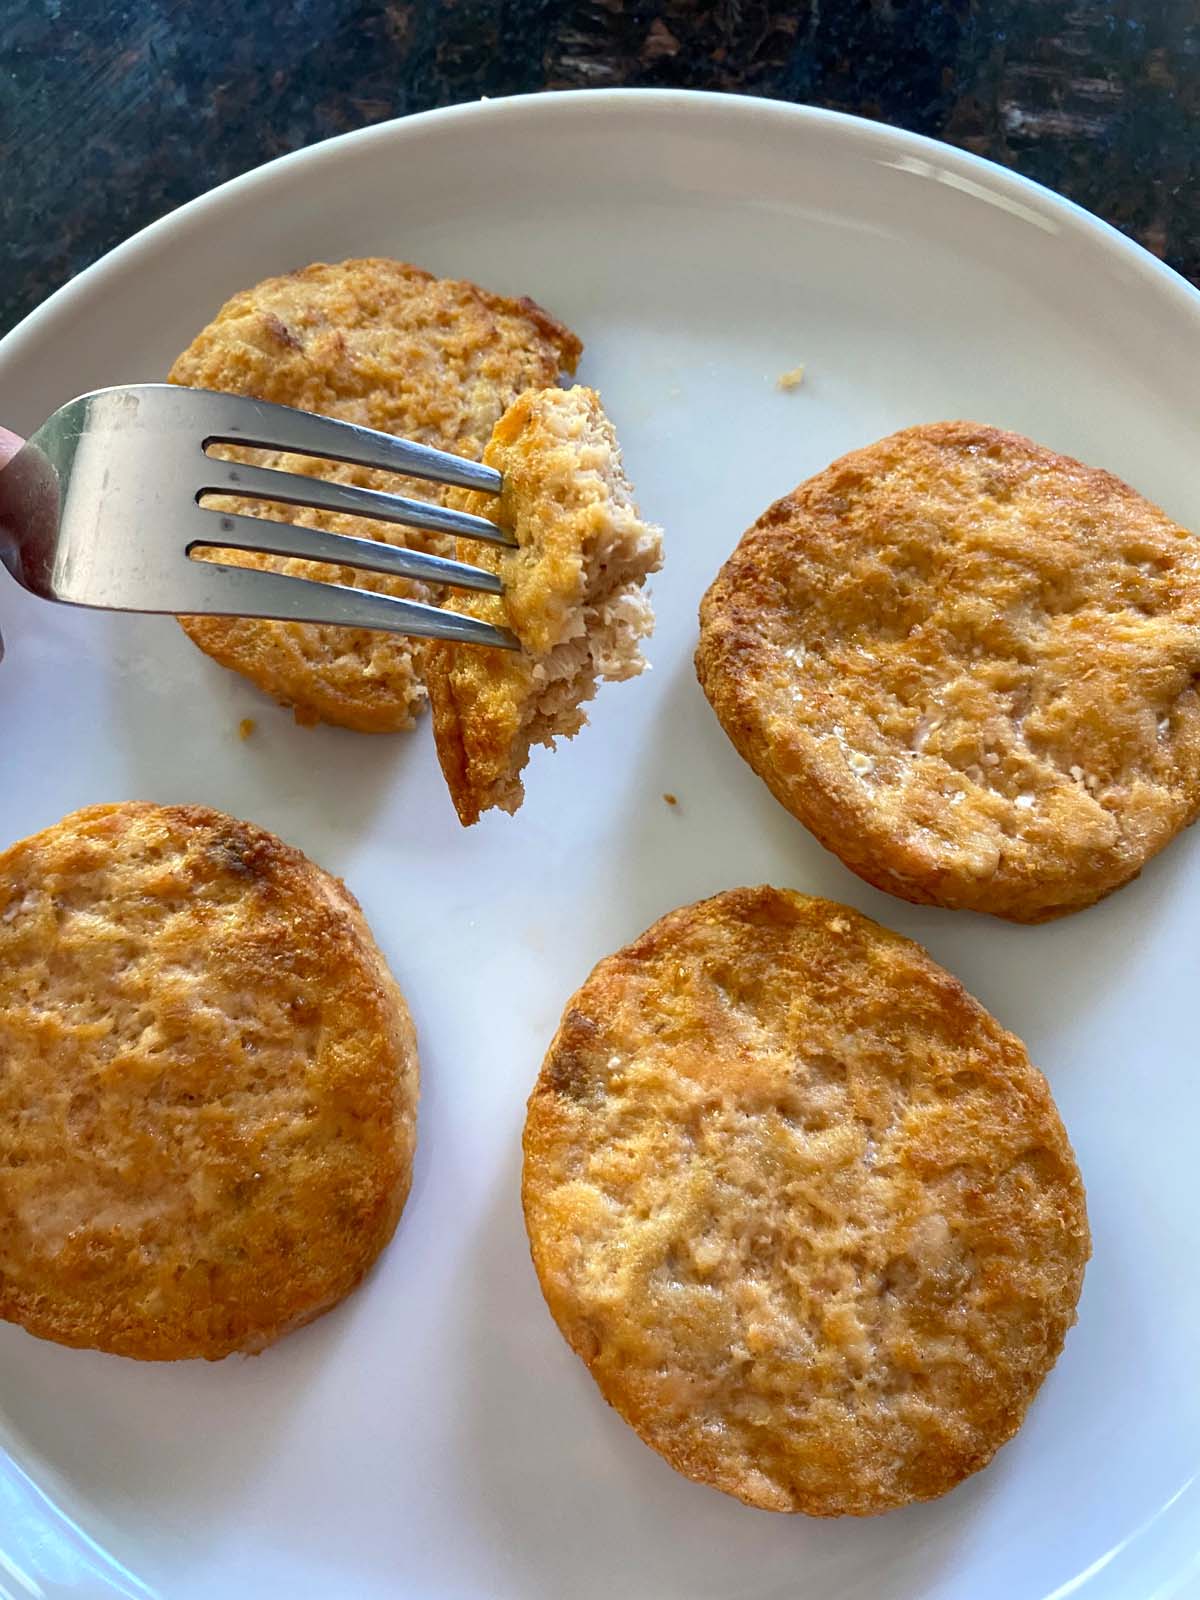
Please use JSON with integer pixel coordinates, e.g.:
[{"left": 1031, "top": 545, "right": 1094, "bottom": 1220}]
[
  {"left": 776, "top": 364, "right": 806, "bottom": 391},
  {"left": 238, "top": 718, "right": 256, "bottom": 741},
  {"left": 662, "top": 792, "right": 678, "bottom": 807}
]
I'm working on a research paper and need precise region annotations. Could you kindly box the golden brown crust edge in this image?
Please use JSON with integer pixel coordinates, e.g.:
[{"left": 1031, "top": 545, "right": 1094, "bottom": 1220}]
[
  {"left": 170, "top": 258, "right": 582, "bottom": 733},
  {"left": 425, "top": 652, "right": 483, "bottom": 825},
  {"left": 427, "top": 385, "right": 661, "bottom": 826},
  {"left": 522, "top": 887, "right": 1090, "bottom": 1514},
  {"left": 426, "top": 659, "right": 508, "bottom": 827},
  {"left": 696, "top": 422, "right": 1200, "bottom": 922},
  {"left": 0, "top": 802, "right": 418, "bottom": 1360},
  {"left": 169, "top": 259, "right": 582, "bottom": 410}
]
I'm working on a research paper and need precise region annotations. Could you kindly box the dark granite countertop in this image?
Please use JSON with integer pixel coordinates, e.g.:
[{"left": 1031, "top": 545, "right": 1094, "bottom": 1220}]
[{"left": 1, "top": 0, "right": 1197, "bottom": 337}]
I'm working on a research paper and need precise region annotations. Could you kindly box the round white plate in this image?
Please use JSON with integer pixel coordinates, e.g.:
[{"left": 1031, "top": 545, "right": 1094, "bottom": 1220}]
[{"left": 1, "top": 89, "right": 1198, "bottom": 1600}]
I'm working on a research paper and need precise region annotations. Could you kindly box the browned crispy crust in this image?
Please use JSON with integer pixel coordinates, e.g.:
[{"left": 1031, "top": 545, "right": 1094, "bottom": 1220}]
[
  {"left": 170, "top": 258, "right": 581, "bottom": 732},
  {"left": 696, "top": 423, "right": 1200, "bottom": 921},
  {"left": 426, "top": 386, "right": 661, "bottom": 825},
  {"left": 523, "top": 887, "right": 1089, "bottom": 1515},
  {"left": 0, "top": 803, "right": 418, "bottom": 1360}
]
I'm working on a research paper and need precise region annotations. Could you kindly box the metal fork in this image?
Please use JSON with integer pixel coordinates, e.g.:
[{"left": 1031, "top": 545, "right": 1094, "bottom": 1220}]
[{"left": 0, "top": 383, "right": 518, "bottom": 655}]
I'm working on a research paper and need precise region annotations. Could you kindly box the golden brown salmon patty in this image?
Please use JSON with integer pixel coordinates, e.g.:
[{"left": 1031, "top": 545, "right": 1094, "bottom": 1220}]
[
  {"left": 696, "top": 423, "right": 1200, "bottom": 921},
  {"left": 0, "top": 803, "right": 418, "bottom": 1361},
  {"left": 170, "top": 258, "right": 581, "bottom": 732},
  {"left": 426, "top": 386, "right": 662, "bottom": 825},
  {"left": 523, "top": 887, "right": 1089, "bottom": 1515}
]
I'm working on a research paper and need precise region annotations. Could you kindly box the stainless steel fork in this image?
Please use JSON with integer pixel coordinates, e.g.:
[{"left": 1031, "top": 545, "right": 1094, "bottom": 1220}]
[{"left": 0, "top": 384, "right": 518, "bottom": 655}]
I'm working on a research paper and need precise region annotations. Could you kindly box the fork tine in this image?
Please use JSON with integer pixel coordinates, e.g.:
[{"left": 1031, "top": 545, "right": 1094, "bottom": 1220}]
[
  {"left": 193, "top": 509, "right": 504, "bottom": 594},
  {"left": 193, "top": 389, "right": 503, "bottom": 495},
  {"left": 199, "top": 459, "right": 517, "bottom": 548},
  {"left": 178, "top": 559, "right": 519, "bottom": 650}
]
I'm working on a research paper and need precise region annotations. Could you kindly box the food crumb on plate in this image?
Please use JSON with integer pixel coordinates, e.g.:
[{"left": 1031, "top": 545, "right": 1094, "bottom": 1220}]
[
  {"left": 238, "top": 718, "right": 256, "bottom": 741},
  {"left": 776, "top": 364, "right": 806, "bottom": 390},
  {"left": 662, "top": 792, "right": 679, "bottom": 807}
]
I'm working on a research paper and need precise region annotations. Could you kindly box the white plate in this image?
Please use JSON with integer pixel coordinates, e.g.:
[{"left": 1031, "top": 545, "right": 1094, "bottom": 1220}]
[{"left": 1, "top": 89, "right": 1198, "bottom": 1600}]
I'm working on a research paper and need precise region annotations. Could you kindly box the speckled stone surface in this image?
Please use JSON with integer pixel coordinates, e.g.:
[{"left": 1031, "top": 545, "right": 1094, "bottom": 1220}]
[{"left": 1, "top": 0, "right": 1197, "bottom": 335}]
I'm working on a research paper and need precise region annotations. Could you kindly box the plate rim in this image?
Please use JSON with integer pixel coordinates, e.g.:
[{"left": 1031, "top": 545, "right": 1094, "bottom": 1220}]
[{"left": 2, "top": 88, "right": 1198, "bottom": 373}]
